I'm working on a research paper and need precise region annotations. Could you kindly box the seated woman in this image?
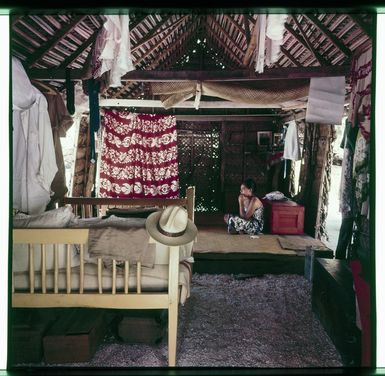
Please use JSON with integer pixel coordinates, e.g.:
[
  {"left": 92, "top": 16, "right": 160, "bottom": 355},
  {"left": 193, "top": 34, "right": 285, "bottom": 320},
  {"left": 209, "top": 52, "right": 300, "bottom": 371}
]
[{"left": 224, "top": 178, "right": 264, "bottom": 235}]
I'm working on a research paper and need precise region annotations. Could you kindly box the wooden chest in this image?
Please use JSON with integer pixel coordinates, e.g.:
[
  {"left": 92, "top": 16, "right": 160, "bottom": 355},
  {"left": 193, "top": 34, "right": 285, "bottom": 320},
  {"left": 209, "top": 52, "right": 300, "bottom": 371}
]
[
  {"left": 43, "top": 309, "right": 106, "bottom": 364},
  {"left": 11, "top": 309, "right": 56, "bottom": 364},
  {"left": 312, "top": 258, "right": 361, "bottom": 366},
  {"left": 118, "top": 310, "right": 167, "bottom": 344},
  {"left": 261, "top": 199, "right": 304, "bottom": 234}
]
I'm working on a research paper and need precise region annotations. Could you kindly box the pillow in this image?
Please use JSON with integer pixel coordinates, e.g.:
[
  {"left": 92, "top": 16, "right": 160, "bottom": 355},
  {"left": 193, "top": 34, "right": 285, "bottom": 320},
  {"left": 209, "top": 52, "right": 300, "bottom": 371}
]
[
  {"left": 262, "top": 191, "right": 287, "bottom": 201},
  {"left": 13, "top": 206, "right": 76, "bottom": 228},
  {"left": 105, "top": 207, "right": 159, "bottom": 219}
]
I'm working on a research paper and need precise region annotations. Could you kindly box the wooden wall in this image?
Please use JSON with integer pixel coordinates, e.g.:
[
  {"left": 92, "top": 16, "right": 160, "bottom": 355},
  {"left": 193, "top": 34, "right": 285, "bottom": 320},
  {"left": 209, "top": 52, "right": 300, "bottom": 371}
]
[{"left": 177, "top": 120, "right": 278, "bottom": 213}]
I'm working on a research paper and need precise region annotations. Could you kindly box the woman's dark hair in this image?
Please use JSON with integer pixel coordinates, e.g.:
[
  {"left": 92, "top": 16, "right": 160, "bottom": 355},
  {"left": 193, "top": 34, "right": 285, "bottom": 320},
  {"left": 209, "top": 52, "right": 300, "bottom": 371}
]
[{"left": 242, "top": 178, "right": 257, "bottom": 194}]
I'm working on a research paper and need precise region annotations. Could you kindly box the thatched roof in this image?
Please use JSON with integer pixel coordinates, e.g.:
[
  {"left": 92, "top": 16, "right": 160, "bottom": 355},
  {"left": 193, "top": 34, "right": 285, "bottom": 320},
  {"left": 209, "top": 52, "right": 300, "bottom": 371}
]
[{"left": 11, "top": 10, "right": 374, "bottom": 120}]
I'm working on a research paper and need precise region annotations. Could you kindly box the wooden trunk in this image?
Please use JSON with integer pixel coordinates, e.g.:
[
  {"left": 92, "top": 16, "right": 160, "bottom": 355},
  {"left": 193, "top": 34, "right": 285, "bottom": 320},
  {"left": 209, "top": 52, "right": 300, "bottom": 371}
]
[
  {"left": 11, "top": 309, "right": 56, "bottom": 364},
  {"left": 312, "top": 258, "right": 361, "bottom": 366},
  {"left": 261, "top": 199, "right": 305, "bottom": 234},
  {"left": 118, "top": 310, "right": 167, "bottom": 344},
  {"left": 43, "top": 309, "right": 106, "bottom": 364}
]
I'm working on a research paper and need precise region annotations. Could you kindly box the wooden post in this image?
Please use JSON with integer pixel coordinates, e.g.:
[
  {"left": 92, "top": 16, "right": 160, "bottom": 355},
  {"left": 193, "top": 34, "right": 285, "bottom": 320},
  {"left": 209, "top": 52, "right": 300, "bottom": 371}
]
[{"left": 168, "top": 245, "right": 179, "bottom": 367}]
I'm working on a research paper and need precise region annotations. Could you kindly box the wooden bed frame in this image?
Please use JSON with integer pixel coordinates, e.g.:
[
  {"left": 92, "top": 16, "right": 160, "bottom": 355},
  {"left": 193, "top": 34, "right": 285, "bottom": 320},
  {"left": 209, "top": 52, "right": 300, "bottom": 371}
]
[{"left": 12, "top": 187, "right": 195, "bottom": 367}]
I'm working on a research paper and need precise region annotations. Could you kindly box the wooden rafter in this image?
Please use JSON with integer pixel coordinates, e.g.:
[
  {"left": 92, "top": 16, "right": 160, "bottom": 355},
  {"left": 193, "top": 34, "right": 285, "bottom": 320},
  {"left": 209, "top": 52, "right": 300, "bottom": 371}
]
[
  {"left": 126, "top": 27, "right": 198, "bottom": 98},
  {"left": 280, "top": 47, "right": 301, "bottom": 67},
  {"left": 303, "top": 14, "right": 352, "bottom": 58},
  {"left": 348, "top": 14, "right": 372, "bottom": 37},
  {"left": 286, "top": 18, "right": 328, "bottom": 66},
  {"left": 242, "top": 15, "right": 259, "bottom": 67},
  {"left": 26, "top": 15, "right": 88, "bottom": 68},
  {"left": 132, "top": 16, "right": 188, "bottom": 63},
  {"left": 58, "top": 28, "right": 101, "bottom": 69},
  {"left": 224, "top": 15, "right": 246, "bottom": 39},
  {"left": 131, "top": 15, "right": 189, "bottom": 54},
  {"left": 243, "top": 14, "right": 251, "bottom": 45},
  {"left": 111, "top": 17, "right": 200, "bottom": 99},
  {"left": 207, "top": 15, "right": 245, "bottom": 56}
]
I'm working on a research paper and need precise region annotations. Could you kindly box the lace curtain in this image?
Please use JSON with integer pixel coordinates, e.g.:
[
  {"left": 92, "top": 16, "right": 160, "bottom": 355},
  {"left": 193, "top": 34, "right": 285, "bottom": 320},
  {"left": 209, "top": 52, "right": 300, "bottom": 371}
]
[{"left": 99, "top": 110, "right": 179, "bottom": 198}]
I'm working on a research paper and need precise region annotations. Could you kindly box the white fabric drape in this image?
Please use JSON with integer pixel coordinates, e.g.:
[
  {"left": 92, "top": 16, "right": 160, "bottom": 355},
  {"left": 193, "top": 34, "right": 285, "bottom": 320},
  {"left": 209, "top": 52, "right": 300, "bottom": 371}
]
[
  {"left": 283, "top": 120, "right": 301, "bottom": 161},
  {"left": 12, "top": 57, "right": 57, "bottom": 214},
  {"left": 265, "top": 14, "right": 288, "bottom": 66},
  {"left": 93, "top": 14, "right": 135, "bottom": 87},
  {"left": 305, "top": 76, "right": 346, "bottom": 124},
  {"left": 255, "top": 14, "right": 287, "bottom": 73}
]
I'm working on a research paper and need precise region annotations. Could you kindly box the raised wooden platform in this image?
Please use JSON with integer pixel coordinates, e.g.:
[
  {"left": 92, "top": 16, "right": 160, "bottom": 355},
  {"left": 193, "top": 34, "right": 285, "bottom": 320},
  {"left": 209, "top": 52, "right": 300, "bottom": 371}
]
[{"left": 193, "top": 215, "right": 333, "bottom": 275}]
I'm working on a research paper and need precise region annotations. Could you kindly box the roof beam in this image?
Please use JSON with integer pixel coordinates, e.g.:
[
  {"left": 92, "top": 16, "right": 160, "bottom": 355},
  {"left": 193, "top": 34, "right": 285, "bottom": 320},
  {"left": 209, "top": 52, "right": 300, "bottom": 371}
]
[
  {"left": 111, "top": 17, "right": 200, "bottom": 98},
  {"left": 242, "top": 16, "right": 259, "bottom": 67},
  {"left": 207, "top": 15, "right": 245, "bottom": 56},
  {"left": 243, "top": 15, "right": 251, "bottom": 45},
  {"left": 99, "top": 99, "right": 283, "bottom": 109},
  {"left": 280, "top": 47, "right": 301, "bottom": 67},
  {"left": 348, "top": 14, "right": 373, "bottom": 37},
  {"left": 58, "top": 28, "right": 100, "bottom": 69},
  {"left": 28, "top": 65, "right": 350, "bottom": 81},
  {"left": 286, "top": 17, "right": 328, "bottom": 66},
  {"left": 131, "top": 15, "right": 189, "bottom": 54},
  {"left": 303, "top": 14, "right": 352, "bottom": 58},
  {"left": 26, "top": 15, "right": 87, "bottom": 68}
]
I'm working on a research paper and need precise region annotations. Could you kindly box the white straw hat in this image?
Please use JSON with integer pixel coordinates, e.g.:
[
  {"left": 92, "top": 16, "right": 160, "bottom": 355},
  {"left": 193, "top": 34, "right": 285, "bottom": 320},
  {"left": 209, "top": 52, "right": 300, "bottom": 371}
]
[{"left": 145, "top": 205, "right": 197, "bottom": 246}]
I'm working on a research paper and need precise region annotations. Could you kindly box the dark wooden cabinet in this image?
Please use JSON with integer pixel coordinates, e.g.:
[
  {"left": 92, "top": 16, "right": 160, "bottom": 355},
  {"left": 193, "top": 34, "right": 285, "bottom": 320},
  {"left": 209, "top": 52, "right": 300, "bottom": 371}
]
[{"left": 312, "top": 258, "right": 361, "bottom": 366}]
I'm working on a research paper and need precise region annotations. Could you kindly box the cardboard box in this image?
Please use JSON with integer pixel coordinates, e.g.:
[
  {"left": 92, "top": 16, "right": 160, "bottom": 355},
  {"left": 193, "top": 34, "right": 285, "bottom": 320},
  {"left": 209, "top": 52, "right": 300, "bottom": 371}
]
[{"left": 43, "top": 309, "right": 106, "bottom": 364}]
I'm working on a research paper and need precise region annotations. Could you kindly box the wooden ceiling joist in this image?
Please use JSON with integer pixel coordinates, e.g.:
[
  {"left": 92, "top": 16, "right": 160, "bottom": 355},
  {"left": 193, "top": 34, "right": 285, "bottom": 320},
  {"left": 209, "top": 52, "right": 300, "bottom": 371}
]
[
  {"left": 207, "top": 15, "right": 245, "bottom": 57},
  {"left": 111, "top": 18, "right": 200, "bottom": 99},
  {"left": 243, "top": 15, "right": 251, "bottom": 45},
  {"left": 242, "top": 15, "right": 259, "bottom": 67},
  {"left": 286, "top": 18, "right": 328, "bottom": 66},
  {"left": 303, "top": 14, "right": 352, "bottom": 58},
  {"left": 99, "top": 99, "right": 284, "bottom": 109},
  {"left": 280, "top": 47, "right": 301, "bottom": 67},
  {"left": 58, "top": 28, "right": 100, "bottom": 69},
  {"left": 27, "top": 65, "right": 350, "bottom": 81},
  {"left": 26, "top": 15, "right": 88, "bottom": 68},
  {"left": 131, "top": 15, "right": 189, "bottom": 54}
]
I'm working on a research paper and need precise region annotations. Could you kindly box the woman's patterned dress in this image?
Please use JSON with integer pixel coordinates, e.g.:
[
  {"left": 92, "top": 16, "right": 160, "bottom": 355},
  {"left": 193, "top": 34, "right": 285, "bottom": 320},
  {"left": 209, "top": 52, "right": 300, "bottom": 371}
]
[{"left": 227, "top": 205, "right": 264, "bottom": 235}]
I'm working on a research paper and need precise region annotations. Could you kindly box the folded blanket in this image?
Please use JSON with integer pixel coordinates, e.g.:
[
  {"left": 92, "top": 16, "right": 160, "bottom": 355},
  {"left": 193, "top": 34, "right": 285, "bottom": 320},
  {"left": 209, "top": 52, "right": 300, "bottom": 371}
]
[{"left": 88, "top": 226, "right": 155, "bottom": 268}]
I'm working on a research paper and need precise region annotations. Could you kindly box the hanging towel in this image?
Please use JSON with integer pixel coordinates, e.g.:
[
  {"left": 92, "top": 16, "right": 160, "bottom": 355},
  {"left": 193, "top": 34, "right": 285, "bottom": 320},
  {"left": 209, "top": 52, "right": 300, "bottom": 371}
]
[{"left": 283, "top": 120, "right": 301, "bottom": 161}]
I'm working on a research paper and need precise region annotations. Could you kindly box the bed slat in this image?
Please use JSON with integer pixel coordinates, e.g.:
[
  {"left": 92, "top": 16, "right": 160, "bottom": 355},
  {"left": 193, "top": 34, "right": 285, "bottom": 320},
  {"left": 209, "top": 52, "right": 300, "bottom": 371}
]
[
  {"left": 80, "top": 244, "right": 84, "bottom": 293},
  {"left": 54, "top": 244, "right": 59, "bottom": 294},
  {"left": 41, "top": 244, "right": 46, "bottom": 293},
  {"left": 98, "top": 258, "right": 103, "bottom": 293},
  {"left": 66, "top": 244, "right": 71, "bottom": 293},
  {"left": 124, "top": 260, "right": 129, "bottom": 294},
  {"left": 29, "top": 243, "right": 34, "bottom": 293},
  {"left": 112, "top": 259, "right": 116, "bottom": 294},
  {"left": 137, "top": 262, "right": 141, "bottom": 294}
]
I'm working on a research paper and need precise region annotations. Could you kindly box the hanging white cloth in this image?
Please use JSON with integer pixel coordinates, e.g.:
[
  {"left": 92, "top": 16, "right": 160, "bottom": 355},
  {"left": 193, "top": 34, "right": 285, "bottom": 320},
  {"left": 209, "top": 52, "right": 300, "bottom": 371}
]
[
  {"left": 305, "top": 76, "right": 346, "bottom": 124},
  {"left": 12, "top": 57, "right": 57, "bottom": 214},
  {"left": 283, "top": 120, "right": 301, "bottom": 161},
  {"left": 93, "top": 14, "right": 135, "bottom": 87},
  {"left": 265, "top": 14, "right": 288, "bottom": 66},
  {"left": 254, "top": 14, "right": 267, "bottom": 74}
]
